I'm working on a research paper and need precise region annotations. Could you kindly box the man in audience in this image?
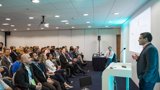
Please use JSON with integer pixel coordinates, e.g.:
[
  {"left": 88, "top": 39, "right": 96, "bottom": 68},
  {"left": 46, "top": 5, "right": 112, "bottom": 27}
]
[
  {"left": 14, "top": 54, "right": 49, "bottom": 90},
  {"left": 10, "top": 46, "right": 19, "bottom": 63},
  {"left": 0, "top": 42, "right": 3, "bottom": 51},
  {"left": 30, "top": 52, "right": 62, "bottom": 90},
  {"left": 1, "top": 48, "right": 13, "bottom": 69}
]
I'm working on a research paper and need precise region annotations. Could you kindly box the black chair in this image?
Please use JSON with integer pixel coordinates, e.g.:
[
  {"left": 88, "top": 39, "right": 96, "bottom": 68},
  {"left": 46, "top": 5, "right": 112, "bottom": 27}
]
[{"left": 79, "top": 76, "right": 92, "bottom": 90}]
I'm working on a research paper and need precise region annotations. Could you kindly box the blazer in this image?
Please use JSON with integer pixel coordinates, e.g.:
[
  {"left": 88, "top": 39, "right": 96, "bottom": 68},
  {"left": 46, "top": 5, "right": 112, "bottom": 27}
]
[
  {"left": 30, "top": 62, "right": 48, "bottom": 83},
  {"left": 1, "top": 56, "right": 12, "bottom": 69},
  {"left": 59, "top": 53, "right": 69, "bottom": 68},
  {"left": 10, "top": 51, "right": 18, "bottom": 63},
  {"left": 14, "top": 63, "right": 38, "bottom": 90},
  {"left": 137, "top": 43, "right": 160, "bottom": 83}
]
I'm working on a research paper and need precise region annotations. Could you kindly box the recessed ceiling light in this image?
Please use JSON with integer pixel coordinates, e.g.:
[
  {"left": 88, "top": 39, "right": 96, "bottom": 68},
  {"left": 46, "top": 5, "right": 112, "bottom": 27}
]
[
  {"left": 86, "top": 21, "right": 90, "bottom": 24},
  {"left": 32, "top": 0, "right": 40, "bottom": 3},
  {"left": 27, "top": 28, "right": 30, "bottom": 30},
  {"left": 29, "top": 17, "right": 34, "bottom": 19},
  {"left": 88, "top": 26, "right": 91, "bottom": 28},
  {"left": 105, "top": 26, "right": 109, "bottom": 27},
  {"left": 2, "top": 23, "right": 9, "bottom": 25},
  {"left": 13, "top": 29, "right": 17, "bottom": 31},
  {"left": 11, "top": 25, "right": 15, "bottom": 27},
  {"left": 114, "top": 12, "right": 119, "bottom": 15},
  {"left": 41, "top": 28, "right": 44, "bottom": 30},
  {"left": 55, "top": 15, "right": 60, "bottom": 18},
  {"left": 83, "top": 14, "right": 89, "bottom": 16},
  {"left": 56, "top": 27, "right": 59, "bottom": 29},
  {"left": 5, "top": 18, "right": 11, "bottom": 21},
  {"left": 44, "top": 23, "right": 49, "bottom": 28},
  {"left": 65, "top": 22, "right": 69, "bottom": 24},
  {"left": 27, "top": 24, "right": 31, "bottom": 26},
  {"left": 0, "top": 4, "right": 2, "bottom": 7},
  {"left": 61, "top": 20, "right": 68, "bottom": 23},
  {"left": 71, "top": 27, "right": 75, "bottom": 28},
  {"left": 1, "top": 29, "right": 4, "bottom": 31}
]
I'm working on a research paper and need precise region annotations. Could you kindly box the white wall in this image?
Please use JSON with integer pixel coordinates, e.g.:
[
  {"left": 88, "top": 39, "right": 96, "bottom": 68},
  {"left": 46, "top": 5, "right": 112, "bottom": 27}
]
[
  {"left": 0, "top": 32, "right": 4, "bottom": 44},
  {"left": 7, "top": 28, "right": 120, "bottom": 61},
  {"left": 121, "top": 0, "right": 160, "bottom": 89}
]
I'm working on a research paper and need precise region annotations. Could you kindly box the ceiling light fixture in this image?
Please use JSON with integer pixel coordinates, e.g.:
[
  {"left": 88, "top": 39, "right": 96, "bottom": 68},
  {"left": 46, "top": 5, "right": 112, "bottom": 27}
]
[
  {"left": 27, "top": 24, "right": 31, "bottom": 26},
  {"left": 5, "top": 18, "right": 11, "bottom": 21},
  {"left": 83, "top": 14, "right": 89, "bottom": 16},
  {"left": 56, "top": 27, "right": 59, "bottom": 29},
  {"left": 71, "top": 27, "right": 75, "bottom": 28},
  {"left": 88, "top": 26, "right": 91, "bottom": 28},
  {"left": 61, "top": 20, "right": 68, "bottom": 23},
  {"left": 55, "top": 15, "right": 60, "bottom": 18},
  {"left": 44, "top": 23, "right": 49, "bottom": 28},
  {"left": 0, "top": 4, "right": 2, "bottom": 7},
  {"left": 114, "top": 12, "right": 119, "bottom": 15},
  {"left": 1, "top": 29, "right": 4, "bottom": 31},
  {"left": 13, "top": 29, "right": 17, "bottom": 31},
  {"left": 2, "top": 23, "right": 9, "bottom": 25},
  {"left": 86, "top": 21, "right": 90, "bottom": 24},
  {"left": 29, "top": 17, "right": 34, "bottom": 19},
  {"left": 11, "top": 25, "right": 15, "bottom": 27},
  {"left": 27, "top": 28, "right": 30, "bottom": 30},
  {"left": 32, "top": 0, "right": 40, "bottom": 3}
]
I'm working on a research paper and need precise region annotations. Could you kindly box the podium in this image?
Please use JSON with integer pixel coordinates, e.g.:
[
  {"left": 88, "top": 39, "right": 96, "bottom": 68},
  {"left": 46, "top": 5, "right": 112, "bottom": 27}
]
[{"left": 102, "top": 62, "right": 132, "bottom": 90}]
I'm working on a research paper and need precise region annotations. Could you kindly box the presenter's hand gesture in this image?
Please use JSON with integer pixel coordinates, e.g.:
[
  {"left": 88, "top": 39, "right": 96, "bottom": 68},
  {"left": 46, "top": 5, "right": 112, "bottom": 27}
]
[{"left": 132, "top": 54, "right": 138, "bottom": 60}]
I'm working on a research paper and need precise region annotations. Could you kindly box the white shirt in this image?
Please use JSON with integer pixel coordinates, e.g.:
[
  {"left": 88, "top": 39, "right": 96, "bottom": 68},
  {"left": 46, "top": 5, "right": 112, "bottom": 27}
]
[
  {"left": 45, "top": 59, "right": 57, "bottom": 73},
  {"left": 105, "top": 50, "right": 114, "bottom": 59}
]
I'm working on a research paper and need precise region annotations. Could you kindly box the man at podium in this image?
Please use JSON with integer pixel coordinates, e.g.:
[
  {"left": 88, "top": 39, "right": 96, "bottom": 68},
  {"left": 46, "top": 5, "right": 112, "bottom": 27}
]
[{"left": 132, "top": 32, "right": 159, "bottom": 90}]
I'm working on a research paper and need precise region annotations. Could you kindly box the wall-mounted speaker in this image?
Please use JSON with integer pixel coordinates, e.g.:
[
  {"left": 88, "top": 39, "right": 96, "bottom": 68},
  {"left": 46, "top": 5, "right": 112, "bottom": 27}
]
[
  {"left": 98, "top": 35, "right": 101, "bottom": 41},
  {"left": 5, "top": 31, "right": 11, "bottom": 36}
]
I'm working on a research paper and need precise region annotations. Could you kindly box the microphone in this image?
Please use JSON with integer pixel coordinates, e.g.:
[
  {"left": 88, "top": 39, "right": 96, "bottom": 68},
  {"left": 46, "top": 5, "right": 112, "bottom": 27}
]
[{"left": 120, "top": 48, "right": 126, "bottom": 53}]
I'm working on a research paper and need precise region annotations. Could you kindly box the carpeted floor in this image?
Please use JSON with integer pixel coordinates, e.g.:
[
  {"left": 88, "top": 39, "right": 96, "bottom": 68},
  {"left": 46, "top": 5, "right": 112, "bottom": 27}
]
[{"left": 68, "top": 61, "right": 138, "bottom": 90}]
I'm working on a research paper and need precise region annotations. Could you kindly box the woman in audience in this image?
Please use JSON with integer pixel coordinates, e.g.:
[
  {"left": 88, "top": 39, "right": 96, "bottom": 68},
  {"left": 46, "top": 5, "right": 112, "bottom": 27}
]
[{"left": 45, "top": 53, "right": 73, "bottom": 89}]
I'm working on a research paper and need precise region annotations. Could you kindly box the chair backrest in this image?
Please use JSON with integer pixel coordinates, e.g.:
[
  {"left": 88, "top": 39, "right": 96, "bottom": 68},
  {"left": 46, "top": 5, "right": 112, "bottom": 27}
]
[
  {"left": 112, "top": 54, "right": 117, "bottom": 63},
  {"left": 79, "top": 76, "right": 92, "bottom": 88}
]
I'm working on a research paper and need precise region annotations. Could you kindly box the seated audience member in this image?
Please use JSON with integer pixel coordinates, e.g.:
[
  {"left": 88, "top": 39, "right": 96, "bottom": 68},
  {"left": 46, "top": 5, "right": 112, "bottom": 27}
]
[
  {"left": 60, "top": 47, "right": 86, "bottom": 76},
  {"left": 0, "top": 42, "right": 3, "bottom": 52},
  {"left": 45, "top": 53, "right": 73, "bottom": 89},
  {"left": 14, "top": 54, "right": 49, "bottom": 90},
  {"left": 0, "top": 73, "right": 12, "bottom": 90},
  {"left": 10, "top": 46, "right": 19, "bottom": 63},
  {"left": 0, "top": 51, "right": 3, "bottom": 65},
  {"left": 10, "top": 54, "right": 22, "bottom": 77},
  {"left": 59, "top": 47, "right": 77, "bottom": 77},
  {"left": 29, "top": 52, "right": 62, "bottom": 90},
  {"left": 1, "top": 48, "right": 13, "bottom": 69},
  {"left": 105, "top": 46, "right": 116, "bottom": 67}
]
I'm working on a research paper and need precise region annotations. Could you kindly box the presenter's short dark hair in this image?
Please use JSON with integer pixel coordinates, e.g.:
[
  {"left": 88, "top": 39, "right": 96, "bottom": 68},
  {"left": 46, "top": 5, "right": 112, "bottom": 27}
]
[{"left": 140, "top": 32, "right": 152, "bottom": 42}]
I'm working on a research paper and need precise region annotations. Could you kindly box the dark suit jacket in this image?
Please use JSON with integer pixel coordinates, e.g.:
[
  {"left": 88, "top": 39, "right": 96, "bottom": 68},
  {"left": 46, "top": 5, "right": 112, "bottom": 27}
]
[
  {"left": 1, "top": 56, "right": 12, "bottom": 69},
  {"left": 14, "top": 63, "right": 38, "bottom": 90},
  {"left": 59, "top": 54, "right": 70, "bottom": 68},
  {"left": 30, "top": 62, "right": 48, "bottom": 83},
  {"left": 10, "top": 51, "right": 18, "bottom": 63},
  {"left": 137, "top": 43, "right": 160, "bottom": 83}
]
